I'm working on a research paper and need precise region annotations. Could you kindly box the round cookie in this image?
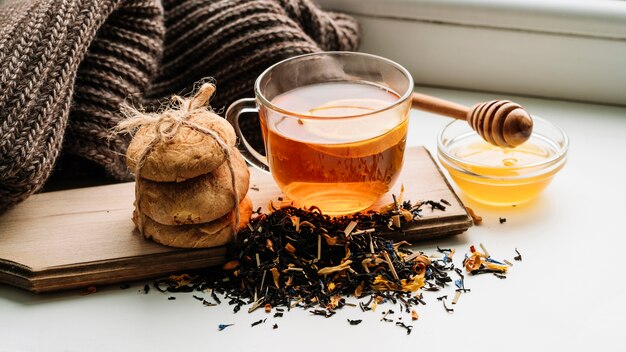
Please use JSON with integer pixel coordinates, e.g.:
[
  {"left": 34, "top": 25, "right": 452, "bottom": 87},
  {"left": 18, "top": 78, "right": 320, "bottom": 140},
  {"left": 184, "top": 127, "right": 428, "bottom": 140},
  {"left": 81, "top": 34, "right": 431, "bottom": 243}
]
[
  {"left": 126, "top": 111, "right": 237, "bottom": 182},
  {"left": 135, "top": 197, "right": 253, "bottom": 248},
  {"left": 136, "top": 148, "right": 250, "bottom": 225}
]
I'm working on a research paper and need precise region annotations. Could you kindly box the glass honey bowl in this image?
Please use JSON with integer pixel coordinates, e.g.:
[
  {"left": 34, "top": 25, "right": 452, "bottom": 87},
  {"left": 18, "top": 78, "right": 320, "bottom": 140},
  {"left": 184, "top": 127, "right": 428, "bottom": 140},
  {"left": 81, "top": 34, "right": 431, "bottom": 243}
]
[{"left": 437, "top": 116, "right": 568, "bottom": 206}]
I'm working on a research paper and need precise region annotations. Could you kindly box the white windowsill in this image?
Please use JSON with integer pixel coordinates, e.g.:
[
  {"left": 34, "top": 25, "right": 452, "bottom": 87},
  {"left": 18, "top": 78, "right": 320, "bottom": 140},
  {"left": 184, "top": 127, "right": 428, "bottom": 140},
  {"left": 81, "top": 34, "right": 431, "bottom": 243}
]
[{"left": 319, "top": 0, "right": 626, "bottom": 106}]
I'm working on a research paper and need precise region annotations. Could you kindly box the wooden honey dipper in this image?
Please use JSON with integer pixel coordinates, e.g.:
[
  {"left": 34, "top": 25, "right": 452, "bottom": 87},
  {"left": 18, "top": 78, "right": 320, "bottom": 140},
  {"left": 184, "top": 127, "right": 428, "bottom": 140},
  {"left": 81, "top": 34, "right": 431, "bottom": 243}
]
[{"left": 411, "top": 92, "right": 533, "bottom": 148}]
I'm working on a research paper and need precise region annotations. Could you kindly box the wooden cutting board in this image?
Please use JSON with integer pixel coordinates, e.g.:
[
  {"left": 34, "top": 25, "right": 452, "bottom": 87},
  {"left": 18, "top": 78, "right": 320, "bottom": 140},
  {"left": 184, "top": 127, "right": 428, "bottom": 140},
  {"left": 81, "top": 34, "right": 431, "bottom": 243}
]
[{"left": 0, "top": 146, "right": 472, "bottom": 293}]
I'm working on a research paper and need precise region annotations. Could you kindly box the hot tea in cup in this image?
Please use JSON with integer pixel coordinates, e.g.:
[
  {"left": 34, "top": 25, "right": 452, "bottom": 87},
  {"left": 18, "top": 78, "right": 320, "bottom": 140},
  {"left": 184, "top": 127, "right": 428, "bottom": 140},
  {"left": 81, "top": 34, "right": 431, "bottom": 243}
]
[{"left": 227, "top": 52, "right": 413, "bottom": 215}]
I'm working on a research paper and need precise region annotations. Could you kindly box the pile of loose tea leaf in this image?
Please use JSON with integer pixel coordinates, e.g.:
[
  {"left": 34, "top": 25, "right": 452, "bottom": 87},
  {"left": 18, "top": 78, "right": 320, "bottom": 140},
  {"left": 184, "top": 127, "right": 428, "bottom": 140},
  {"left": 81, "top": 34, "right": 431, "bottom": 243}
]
[
  {"left": 146, "top": 200, "right": 518, "bottom": 331},
  {"left": 223, "top": 203, "right": 443, "bottom": 311}
]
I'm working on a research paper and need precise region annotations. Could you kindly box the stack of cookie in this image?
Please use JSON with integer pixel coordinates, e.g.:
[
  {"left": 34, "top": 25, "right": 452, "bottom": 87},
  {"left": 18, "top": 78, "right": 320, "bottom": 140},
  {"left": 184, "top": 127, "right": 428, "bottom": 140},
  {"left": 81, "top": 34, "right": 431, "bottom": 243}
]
[{"left": 123, "top": 84, "right": 252, "bottom": 248}]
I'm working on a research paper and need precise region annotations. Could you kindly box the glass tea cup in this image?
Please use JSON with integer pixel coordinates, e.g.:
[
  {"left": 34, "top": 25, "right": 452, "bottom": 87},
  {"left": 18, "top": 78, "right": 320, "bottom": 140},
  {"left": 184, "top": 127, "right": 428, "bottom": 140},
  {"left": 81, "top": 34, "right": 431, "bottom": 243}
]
[{"left": 226, "top": 52, "right": 414, "bottom": 215}]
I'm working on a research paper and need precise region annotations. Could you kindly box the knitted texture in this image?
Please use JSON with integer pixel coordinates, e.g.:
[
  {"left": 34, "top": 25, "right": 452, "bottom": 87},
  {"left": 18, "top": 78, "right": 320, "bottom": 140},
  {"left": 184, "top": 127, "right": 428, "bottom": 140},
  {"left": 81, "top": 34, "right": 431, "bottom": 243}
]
[{"left": 0, "top": 0, "right": 360, "bottom": 212}]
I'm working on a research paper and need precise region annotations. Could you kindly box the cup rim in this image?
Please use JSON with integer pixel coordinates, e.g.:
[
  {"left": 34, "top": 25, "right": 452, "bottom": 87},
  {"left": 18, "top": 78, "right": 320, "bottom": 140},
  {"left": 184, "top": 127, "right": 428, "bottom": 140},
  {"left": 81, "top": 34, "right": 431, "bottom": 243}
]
[
  {"left": 254, "top": 51, "right": 414, "bottom": 120},
  {"left": 437, "top": 116, "right": 569, "bottom": 178}
]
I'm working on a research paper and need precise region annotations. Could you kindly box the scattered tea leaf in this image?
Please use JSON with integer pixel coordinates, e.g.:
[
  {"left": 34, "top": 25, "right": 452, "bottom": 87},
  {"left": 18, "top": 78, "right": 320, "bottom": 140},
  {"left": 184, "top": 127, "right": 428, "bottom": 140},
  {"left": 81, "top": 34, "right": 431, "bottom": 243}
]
[
  {"left": 396, "top": 322, "right": 413, "bottom": 335},
  {"left": 347, "top": 319, "right": 362, "bottom": 325},
  {"left": 514, "top": 248, "right": 523, "bottom": 261},
  {"left": 218, "top": 324, "right": 233, "bottom": 331},
  {"left": 251, "top": 319, "right": 266, "bottom": 327}
]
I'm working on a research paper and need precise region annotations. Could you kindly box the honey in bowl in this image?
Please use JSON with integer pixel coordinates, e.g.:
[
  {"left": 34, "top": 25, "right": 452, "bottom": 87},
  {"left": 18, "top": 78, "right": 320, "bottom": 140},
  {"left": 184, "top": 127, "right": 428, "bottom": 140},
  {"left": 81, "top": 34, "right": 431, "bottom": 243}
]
[
  {"left": 260, "top": 81, "right": 410, "bottom": 215},
  {"left": 437, "top": 116, "right": 568, "bottom": 206}
]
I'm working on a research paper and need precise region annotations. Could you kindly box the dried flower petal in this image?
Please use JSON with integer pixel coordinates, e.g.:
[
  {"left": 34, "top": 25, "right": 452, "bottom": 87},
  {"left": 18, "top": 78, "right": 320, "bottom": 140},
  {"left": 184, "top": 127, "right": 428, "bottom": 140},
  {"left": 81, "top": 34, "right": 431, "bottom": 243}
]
[
  {"left": 222, "top": 260, "right": 240, "bottom": 271},
  {"left": 465, "top": 253, "right": 482, "bottom": 272},
  {"left": 391, "top": 214, "right": 401, "bottom": 228},
  {"left": 354, "top": 281, "right": 365, "bottom": 298},
  {"left": 401, "top": 208, "right": 413, "bottom": 221},
  {"left": 270, "top": 267, "right": 280, "bottom": 288},
  {"left": 299, "top": 220, "right": 316, "bottom": 229},
  {"left": 218, "top": 324, "right": 233, "bottom": 331},
  {"left": 327, "top": 294, "right": 342, "bottom": 310},
  {"left": 285, "top": 243, "right": 296, "bottom": 254},
  {"left": 322, "top": 233, "right": 338, "bottom": 246},
  {"left": 266, "top": 239, "right": 274, "bottom": 252},
  {"left": 290, "top": 216, "right": 300, "bottom": 232},
  {"left": 413, "top": 254, "right": 431, "bottom": 266},
  {"left": 317, "top": 260, "right": 353, "bottom": 275},
  {"left": 466, "top": 207, "right": 482, "bottom": 225},
  {"left": 483, "top": 261, "right": 509, "bottom": 272}
]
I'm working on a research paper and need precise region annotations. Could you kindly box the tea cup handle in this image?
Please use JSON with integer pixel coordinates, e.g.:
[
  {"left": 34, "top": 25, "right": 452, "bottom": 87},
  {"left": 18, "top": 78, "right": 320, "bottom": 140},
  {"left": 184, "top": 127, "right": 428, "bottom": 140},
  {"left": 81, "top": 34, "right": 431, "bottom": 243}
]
[{"left": 225, "top": 98, "right": 270, "bottom": 172}]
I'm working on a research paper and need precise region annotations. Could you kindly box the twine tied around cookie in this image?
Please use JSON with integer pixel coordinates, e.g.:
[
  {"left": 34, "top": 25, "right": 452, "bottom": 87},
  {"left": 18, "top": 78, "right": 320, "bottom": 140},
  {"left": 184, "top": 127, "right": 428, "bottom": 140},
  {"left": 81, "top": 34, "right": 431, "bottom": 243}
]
[{"left": 115, "top": 83, "right": 240, "bottom": 234}]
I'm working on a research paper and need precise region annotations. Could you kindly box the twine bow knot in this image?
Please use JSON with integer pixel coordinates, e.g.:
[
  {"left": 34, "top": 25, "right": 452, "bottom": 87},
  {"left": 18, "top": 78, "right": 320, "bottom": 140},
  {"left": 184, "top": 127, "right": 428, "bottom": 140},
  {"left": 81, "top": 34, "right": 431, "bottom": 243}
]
[{"left": 115, "top": 83, "right": 240, "bottom": 234}]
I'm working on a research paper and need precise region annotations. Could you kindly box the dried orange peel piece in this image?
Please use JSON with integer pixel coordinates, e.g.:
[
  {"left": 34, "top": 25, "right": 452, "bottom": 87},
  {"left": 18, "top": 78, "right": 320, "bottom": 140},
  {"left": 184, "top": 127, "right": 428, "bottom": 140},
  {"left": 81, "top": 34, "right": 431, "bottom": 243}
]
[
  {"left": 483, "top": 261, "right": 509, "bottom": 272},
  {"left": 465, "top": 253, "right": 482, "bottom": 272},
  {"left": 464, "top": 249, "right": 510, "bottom": 273},
  {"left": 371, "top": 274, "right": 424, "bottom": 292}
]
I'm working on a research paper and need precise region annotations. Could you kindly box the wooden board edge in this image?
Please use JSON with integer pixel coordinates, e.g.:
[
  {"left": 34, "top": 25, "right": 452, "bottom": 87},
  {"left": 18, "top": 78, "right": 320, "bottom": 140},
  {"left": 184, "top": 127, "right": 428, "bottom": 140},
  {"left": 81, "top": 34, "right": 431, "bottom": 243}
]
[
  {"left": 0, "top": 258, "right": 34, "bottom": 290},
  {"left": 0, "top": 271, "right": 33, "bottom": 292},
  {"left": 423, "top": 147, "right": 474, "bottom": 227},
  {"left": 0, "top": 248, "right": 228, "bottom": 293}
]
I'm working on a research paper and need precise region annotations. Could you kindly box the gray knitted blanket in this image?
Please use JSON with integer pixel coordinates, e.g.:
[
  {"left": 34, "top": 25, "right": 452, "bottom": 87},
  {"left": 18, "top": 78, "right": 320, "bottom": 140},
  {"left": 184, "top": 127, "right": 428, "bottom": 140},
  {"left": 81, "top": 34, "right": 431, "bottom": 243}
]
[{"left": 0, "top": 0, "right": 359, "bottom": 212}]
